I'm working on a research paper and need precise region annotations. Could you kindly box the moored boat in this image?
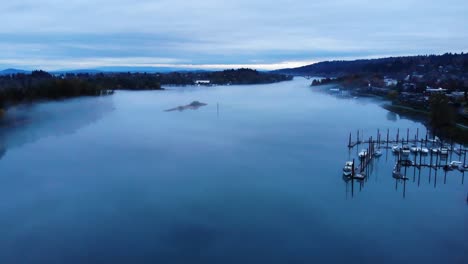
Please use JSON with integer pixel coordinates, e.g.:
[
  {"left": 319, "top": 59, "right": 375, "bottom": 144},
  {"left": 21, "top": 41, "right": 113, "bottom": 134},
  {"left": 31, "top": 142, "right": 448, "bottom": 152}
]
[
  {"left": 401, "top": 145, "right": 410, "bottom": 156},
  {"left": 440, "top": 147, "right": 448, "bottom": 156},
  {"left": 358, "top": 149, "right": 368, "bottom": 159},
  {"left": 450, "top": 161, "right": 462, "bottom": 168},
  {"left": 374, "top": 149, "right": 383, "bottom": 157},
  {"left": 343, "top": 161, "right": 354, "bottom": 177},
  {"left": 420, "top": 147, "right": 429, "bottom": 154},
  {"left": 392, "top": 144, "right": 400, "bottom": 153},
  {"left": 354, "top": 172, "right": 366, "bottom": 180}
]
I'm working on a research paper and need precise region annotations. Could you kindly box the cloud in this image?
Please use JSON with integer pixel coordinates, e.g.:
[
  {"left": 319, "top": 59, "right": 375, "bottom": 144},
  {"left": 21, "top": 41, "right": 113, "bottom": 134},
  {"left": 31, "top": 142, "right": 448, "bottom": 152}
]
[{"left": 0, "top": 0, "right": 467, "bottom": 70}]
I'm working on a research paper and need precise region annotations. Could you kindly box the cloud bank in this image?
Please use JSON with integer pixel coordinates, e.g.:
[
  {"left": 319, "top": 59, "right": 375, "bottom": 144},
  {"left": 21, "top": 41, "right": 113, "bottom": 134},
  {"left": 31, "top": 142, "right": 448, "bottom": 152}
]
[{"left": 1, "top": 0, "right": 467, "bottom": 70}]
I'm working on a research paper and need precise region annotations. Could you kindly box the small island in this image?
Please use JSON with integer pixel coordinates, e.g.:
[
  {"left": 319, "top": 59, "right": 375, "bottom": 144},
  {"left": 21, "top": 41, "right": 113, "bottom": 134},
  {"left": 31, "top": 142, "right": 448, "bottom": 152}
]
[{"left": 165, "top": 101, "right": 208, "bottom": 112}]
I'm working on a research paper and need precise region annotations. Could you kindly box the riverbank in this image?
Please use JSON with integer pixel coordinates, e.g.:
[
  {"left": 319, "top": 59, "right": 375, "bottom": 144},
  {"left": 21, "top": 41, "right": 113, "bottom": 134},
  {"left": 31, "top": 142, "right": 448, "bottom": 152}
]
[
  {"left": 311, "top": 81, "right": 468, "bottom": 144},
  {"left": 382, "top": 103, "right": 468, "bottom": 144}
]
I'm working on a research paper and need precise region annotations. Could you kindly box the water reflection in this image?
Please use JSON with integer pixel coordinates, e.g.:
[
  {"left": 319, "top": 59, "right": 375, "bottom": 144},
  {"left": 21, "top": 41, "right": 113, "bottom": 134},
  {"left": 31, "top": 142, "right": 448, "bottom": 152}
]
[
  {"left": 0, "top": 144, "right": 5, "bottom": 160},
  {"left": 0, "top": 96, "right": 114, "bottom": 160},
  {"left": 1, "top": 78, "right": 467, "bottom": 263},
  {"left": 386, "top": 111, "right": 398, "bottom": 122}
]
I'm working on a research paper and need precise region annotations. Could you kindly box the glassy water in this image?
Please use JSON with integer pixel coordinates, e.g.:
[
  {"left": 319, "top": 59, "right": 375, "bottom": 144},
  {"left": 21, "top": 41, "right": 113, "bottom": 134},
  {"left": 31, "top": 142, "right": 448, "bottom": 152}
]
[{"left": 0, "top": 78, "right": 466, "bottom": 263}]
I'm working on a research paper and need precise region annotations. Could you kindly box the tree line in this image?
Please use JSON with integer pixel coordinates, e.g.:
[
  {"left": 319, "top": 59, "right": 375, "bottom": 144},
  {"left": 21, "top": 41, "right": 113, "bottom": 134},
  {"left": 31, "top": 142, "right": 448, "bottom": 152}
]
[{"left": 0, "top": 69, "right": 292, "bottom": 112}]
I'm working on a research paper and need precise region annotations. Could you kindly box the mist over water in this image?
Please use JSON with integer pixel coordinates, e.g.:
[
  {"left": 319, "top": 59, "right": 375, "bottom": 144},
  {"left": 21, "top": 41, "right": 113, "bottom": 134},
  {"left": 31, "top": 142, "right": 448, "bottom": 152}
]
[{"left": 0, "top": 78, "right": 466, "bottom": 263}]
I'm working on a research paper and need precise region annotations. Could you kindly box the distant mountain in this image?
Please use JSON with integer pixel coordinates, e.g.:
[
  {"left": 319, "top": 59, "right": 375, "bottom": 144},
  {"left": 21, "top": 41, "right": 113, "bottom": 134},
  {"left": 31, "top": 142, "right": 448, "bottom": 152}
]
[
  {"left": 51, "top": 69, "right": 103, "bottom": 75},
  {"left": 275, "top": 53, "right": 468, "bottom": 77},
  {"left": 0, "top": 68, "right": 30, "bottom": 75}
]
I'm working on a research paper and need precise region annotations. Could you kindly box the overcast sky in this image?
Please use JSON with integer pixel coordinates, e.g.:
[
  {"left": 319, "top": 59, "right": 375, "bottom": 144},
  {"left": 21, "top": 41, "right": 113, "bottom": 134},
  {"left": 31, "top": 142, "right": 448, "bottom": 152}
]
[{"left": 1, "top": 0, "right": 467, "bottom": 70}]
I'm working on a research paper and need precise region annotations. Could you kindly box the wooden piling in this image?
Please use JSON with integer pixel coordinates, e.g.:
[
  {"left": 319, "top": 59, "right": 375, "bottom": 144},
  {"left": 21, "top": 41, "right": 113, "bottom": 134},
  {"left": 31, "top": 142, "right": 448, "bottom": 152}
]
[
  {"left": 351, "top": 159, "right": 355, "bottom": 197},
  {"left": 403, "top": 176, "right": 407, "bottom": 198},
  {"left": 407, "top": 128, "right": 409, "bottom": 144},
  {"left": 419, "top": 150, "right": 422, "bottom": 169},
  {"left": 429, "top": 152, "right": 433, "bottom": 183},
  {"left": 386, "top": 129, "right": 389, "bottom": 148},
  {"left": 464, "top": 149, "right": 467, "bottom": 166},
  {"left": 377, "top": 129, "right": 380, "bottom": 145}
]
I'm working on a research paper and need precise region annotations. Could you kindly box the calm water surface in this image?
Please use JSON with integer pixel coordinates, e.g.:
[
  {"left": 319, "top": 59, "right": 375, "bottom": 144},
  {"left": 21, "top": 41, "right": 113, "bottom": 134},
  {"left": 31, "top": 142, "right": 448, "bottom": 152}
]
[{"left": 0, "top": 78, "right": 467, "bottom": 263}]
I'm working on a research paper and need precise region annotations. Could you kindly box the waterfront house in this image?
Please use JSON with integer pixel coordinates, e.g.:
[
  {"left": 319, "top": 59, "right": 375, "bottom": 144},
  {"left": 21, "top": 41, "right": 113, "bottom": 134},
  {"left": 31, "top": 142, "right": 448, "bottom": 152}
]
[
  {"left": 425, "top": 87, "right": 447, "bottom": 94},
  {"left": 195, "top": 80, "right": 211, "bottom": 85},
  {"left": 384, "top": 78, "right": 398, "bottom": 87}
]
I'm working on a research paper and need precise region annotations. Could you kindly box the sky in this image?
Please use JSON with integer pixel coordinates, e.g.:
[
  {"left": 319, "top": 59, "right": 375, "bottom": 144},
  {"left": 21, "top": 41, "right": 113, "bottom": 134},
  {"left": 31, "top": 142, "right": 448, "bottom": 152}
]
[{"left": 0, "top": 0, "right": 467, "bottom": 71}]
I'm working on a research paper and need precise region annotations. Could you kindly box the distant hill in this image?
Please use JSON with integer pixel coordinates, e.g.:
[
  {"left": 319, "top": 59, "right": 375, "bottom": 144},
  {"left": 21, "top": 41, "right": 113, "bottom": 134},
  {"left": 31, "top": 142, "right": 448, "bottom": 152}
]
[
  {"left": 92, "top": 66, "right": 207, "bottom": 73},
  {"left": 1, "top": 67, "right": 208, "bottom": 76},
  {"left": 49, "top": 66, "right": 209, "bottom": 74},
  {"left": 0, "top": 68, "right": 30, "bottom": 75},
  {"left": 51, "top": 69, "right": 103, "bottom": 75},
  {"left": 275, "top": 53, "right": 468, "bottom": 77}
]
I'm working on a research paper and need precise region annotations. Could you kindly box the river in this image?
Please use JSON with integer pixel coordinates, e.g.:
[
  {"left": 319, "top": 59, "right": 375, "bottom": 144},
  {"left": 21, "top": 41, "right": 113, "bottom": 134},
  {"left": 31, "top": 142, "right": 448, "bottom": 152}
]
[{"left": 0, "top": 78, "right": 466, "bottom": 263}]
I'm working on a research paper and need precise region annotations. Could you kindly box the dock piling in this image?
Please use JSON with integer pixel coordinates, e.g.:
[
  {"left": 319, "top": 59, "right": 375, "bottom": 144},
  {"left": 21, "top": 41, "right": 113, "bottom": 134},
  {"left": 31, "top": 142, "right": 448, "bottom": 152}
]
[
  {"left": 348, "top": 133, "right": 352, "bottom": 148},
  {"left": 386, "top": 129, "right": 389, "bottom": 148},
  {"left": 407, "top": 128, "right": 409, "bottom": 145}
]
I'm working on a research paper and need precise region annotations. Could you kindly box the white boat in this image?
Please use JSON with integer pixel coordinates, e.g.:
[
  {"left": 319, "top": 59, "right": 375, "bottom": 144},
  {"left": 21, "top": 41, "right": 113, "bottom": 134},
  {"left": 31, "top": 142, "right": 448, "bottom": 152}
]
[
  {"left": 450, "top": 161, "right": 462, "bottom": 168},
  {"left": 374, "top": 149, "right": 383, "bottom": 157},
  {"left": 391, "top": 144, "right": 400, "bottom": 153},
  {"left": 358, "top": 149, "right": 368, "bottom": 158},
  {"left": 354, "top": 172, "right": 366, "bottom": 180},
  {"left": 343, "top": 161, "right": 353, "bottom": 177},
  {"left": 401, "top": 145, "right": 410, "bottom": 156},
  {"left": 440, "top": 148, "right": 448, "bottom": 156},
  {"left": 431, "top": 148, "right": 439, "bottom": 154},
  {"left": 410, "top": 145, "right": 418, "bottom": 152},
  {"left": 420, "top": 147, "right": 429, "bottom": 154}
]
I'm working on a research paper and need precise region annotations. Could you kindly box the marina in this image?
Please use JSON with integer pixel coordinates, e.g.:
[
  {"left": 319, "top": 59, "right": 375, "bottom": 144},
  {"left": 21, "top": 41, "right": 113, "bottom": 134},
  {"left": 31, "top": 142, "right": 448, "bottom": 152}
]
[{"left": 344, "top": 128, "right": 467, "bottom": 197}]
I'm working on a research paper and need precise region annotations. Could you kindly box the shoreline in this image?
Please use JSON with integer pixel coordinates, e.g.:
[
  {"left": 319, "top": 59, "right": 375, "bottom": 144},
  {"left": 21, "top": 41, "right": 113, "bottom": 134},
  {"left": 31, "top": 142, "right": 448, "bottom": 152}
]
[{"left": 312, "top": 83, "right": 468, "bottom": 144}]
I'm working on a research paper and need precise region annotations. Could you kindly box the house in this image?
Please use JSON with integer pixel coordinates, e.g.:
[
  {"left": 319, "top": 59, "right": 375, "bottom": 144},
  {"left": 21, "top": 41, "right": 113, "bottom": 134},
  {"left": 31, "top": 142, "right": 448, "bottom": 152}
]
[
  {"left": 425, "top": 87, "right": 447, "bottom": 94},
  {"left": 195, "top": 80, "right": 211, "bottom": 85},
  {"left": 403, "top": 83, "right": 416, "bottom": 91},
  {"left": 384, "top": 78, "right": 398, "bottom": 87},
  {"left": 447, "top": 91, "right": 465, "bottom": 100}
]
